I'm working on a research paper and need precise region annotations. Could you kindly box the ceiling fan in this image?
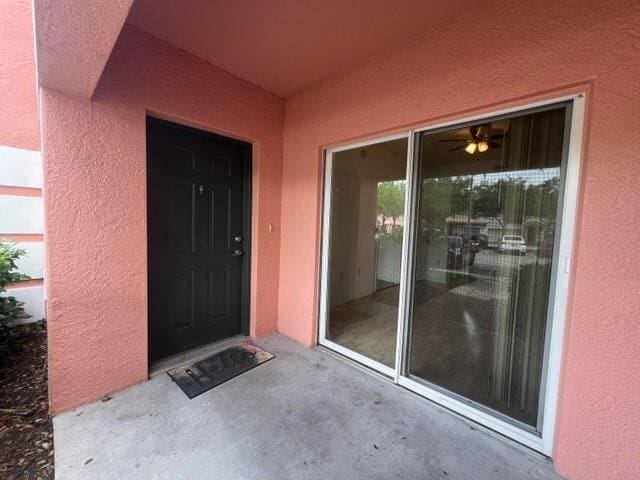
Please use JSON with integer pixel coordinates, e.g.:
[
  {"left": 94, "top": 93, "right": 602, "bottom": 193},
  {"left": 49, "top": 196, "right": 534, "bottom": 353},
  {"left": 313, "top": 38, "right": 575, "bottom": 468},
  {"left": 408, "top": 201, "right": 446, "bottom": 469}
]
[{"left": 438, "top": 123, "right": 505, "bottom": 154}]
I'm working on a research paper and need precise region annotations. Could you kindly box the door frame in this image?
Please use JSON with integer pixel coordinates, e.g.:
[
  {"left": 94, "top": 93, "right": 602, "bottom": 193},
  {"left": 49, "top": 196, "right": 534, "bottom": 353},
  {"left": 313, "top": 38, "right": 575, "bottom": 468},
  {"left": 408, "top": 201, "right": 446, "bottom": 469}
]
[
  {"left": 317, "top": 93, "right": 586, "bottom": 455},
  {"left": 145, "top": 116, "right": 253, "bottom": 365}
]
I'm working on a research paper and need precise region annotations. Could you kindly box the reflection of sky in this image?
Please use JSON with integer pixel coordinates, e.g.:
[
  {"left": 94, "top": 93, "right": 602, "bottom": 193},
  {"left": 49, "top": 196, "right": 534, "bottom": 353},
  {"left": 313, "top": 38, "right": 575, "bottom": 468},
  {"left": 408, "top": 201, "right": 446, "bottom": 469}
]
[{"left": 470, "top": 167, "right": 560, "bottom": 186}]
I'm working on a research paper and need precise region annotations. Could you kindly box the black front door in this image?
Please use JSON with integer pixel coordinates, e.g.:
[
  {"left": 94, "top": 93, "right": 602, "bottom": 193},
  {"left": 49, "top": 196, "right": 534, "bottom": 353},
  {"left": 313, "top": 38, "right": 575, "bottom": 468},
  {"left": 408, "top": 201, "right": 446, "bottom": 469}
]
[{"left": 147, "top": 118, "right": 251, "bottom": 363}]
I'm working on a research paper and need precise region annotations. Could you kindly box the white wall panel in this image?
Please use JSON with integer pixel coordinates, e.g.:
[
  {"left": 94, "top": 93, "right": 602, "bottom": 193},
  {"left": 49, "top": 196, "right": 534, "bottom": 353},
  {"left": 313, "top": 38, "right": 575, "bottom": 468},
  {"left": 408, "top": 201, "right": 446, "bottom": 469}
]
[
  {"left": 14, "top": 242, "right": 44, "bottom": 279},
  {"left": 0, "top": 195, "right": 43, "bottom": 233},
  {"left": 2, "top": 285, "right": 45, "bottom": 322},
  {"left": 0, "top": 146, "right": 42, "bottom": 188}
]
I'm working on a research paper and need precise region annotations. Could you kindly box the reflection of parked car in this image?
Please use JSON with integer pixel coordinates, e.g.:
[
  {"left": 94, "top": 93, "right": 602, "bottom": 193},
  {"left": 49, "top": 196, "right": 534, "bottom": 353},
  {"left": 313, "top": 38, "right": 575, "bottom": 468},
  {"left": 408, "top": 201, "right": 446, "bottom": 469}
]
[
  {"left": 469, "top": 235, "right": 481, "bottom": 253},
  {"left": 477, "top": 233, "right": 488, "bottom": 248},
  {"left": 499, "top": 235, "right": 527, "bottom": 255},
  {"left": 446, "top": 236, "right": 475, "bottom": 269}
]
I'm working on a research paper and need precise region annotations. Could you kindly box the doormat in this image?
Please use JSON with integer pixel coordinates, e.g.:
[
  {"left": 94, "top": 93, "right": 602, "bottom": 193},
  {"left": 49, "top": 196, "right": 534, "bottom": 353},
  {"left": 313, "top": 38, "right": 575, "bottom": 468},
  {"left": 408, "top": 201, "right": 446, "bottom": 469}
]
[{"left": 167, "top": 341, "right": 274, "bottom": 399}]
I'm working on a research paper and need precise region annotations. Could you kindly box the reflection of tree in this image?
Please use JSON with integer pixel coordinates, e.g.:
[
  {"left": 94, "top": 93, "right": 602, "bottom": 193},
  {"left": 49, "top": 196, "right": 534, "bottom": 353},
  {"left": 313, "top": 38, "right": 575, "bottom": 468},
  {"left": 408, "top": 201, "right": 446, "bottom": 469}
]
[
  {"left": 420, "top": 177, "right": 471, "bottom": 233},
  {"left": 420, "top": 173, "right": 560, "bottom": 234},
  {"left": 377, "top": 181, "right": 406, "bottom": 231}
]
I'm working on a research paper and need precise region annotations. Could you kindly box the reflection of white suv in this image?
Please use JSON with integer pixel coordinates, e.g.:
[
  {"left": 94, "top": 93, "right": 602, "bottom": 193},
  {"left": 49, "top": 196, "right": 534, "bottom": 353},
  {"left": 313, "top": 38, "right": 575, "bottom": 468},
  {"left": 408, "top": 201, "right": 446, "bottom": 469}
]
[{"left": 499, "top": 235, "right": 527, "bottom": 255}]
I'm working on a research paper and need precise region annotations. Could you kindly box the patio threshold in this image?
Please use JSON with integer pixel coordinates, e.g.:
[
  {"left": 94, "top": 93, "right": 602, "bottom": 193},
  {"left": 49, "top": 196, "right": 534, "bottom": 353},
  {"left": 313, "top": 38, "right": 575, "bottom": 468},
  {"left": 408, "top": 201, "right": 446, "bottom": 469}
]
[{"left": 53, "top": 334, "right": 563, "bottom": 480}]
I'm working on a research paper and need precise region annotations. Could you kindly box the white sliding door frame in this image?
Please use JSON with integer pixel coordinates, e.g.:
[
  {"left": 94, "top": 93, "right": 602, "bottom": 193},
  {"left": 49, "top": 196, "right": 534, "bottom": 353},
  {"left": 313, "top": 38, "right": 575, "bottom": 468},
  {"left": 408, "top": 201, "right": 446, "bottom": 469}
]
[
  {"left": 319, "top": 131, "right": 412, "bottom": 379},
  {"left": 318, "top": 93, "right": 586, "bottom": 456}
]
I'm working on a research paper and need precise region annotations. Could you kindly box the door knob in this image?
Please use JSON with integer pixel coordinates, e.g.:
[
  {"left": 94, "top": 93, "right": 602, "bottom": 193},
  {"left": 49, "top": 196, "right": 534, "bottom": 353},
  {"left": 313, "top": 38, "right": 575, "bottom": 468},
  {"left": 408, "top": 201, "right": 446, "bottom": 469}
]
[{"left": 232, "top": 249, "right": 244, "bottom": 256}]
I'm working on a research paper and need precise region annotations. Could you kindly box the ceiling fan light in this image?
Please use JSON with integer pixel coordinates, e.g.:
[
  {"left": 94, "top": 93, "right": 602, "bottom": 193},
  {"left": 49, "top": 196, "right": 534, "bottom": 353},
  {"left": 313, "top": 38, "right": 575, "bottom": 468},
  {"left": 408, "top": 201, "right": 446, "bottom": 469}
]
[
  {"left": 477, "top": 141, "right": 489, "bottom": 153},
  {"left": 464, "top": 142, "right": 477, "bottom": 154}
]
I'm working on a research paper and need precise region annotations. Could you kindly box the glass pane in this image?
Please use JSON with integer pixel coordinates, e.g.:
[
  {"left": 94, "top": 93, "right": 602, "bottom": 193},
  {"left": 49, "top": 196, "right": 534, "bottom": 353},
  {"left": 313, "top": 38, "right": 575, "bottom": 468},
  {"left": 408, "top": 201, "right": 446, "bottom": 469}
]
[
  {"left": 326, "top": 138, "right": 408, "bottom": 368},
  {"left": 408, "top": 106, "right": 567, "bottom": 427}
]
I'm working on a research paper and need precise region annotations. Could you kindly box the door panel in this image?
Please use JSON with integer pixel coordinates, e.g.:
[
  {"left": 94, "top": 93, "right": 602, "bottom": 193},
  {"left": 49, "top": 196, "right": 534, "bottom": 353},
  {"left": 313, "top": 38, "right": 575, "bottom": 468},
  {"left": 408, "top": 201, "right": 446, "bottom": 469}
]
[
  {"left": 323, "top": 138, "right": 408, "bottom": 369},
  {"left": 166, "top": 270, "right": 194, "bottom": 329},
  {"left": 167, "top": 181, "right": 195, "bottom": 253},
  {"left": 148, "top": 118, "right": 250, "bottom": 362},
  {"left": 167, "top": 146, "right": 196, "bottom": 171},
  {"left": 209, "top": 187, "right": 231, "bottom": 251},
  {"left": 207, "top": 267, "right": 229, "bottom": 319},
  {"left": 208, "top": 154, "right": 231, "bottom": 176},
  {"left": 406, "top": 105, "right": 568, "bottom": 429}
]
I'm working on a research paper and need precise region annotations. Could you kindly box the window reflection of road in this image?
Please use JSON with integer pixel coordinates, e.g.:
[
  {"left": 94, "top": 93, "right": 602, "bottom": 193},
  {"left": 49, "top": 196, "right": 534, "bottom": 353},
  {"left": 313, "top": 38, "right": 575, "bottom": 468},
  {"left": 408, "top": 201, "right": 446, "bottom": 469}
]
[{"left": 443, "top": 247, "right": 548, "bottom": 284}]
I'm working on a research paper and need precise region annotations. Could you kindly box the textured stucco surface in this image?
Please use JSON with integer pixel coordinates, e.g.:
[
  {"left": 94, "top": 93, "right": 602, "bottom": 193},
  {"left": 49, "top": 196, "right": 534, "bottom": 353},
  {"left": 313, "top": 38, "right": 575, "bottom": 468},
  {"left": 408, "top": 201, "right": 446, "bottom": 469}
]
[
  {"left": 0, "top": 0, "right": 40, "bottom": 150},
  {"left": 278, "top": 1, "right": 640, "bottom": 479},
  {"left": 42, "top": 25, "right": 284, "bottom": 414},
  {"left": 34, "top": 0, "right": 133, "bottom": 99},
  {"left": 127, "top": 0, "right": 493, "bottom": 97}
]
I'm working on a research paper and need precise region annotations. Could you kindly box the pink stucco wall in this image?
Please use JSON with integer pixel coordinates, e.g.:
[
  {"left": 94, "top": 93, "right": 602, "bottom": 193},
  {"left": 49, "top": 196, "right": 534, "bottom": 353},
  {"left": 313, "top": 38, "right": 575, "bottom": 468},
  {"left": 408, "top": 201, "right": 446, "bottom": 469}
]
[
  {"left": 42, "top": 25, "right": 284, "bottom": 413},
  {"left": 33, "top": 0, "right": 133, "bottom": 100},
  {"left": 0, "top": 0, "right": 39, "bottom": 150},
  {"left": 278, "top": 1, "right": 640, "bottom": 479}
]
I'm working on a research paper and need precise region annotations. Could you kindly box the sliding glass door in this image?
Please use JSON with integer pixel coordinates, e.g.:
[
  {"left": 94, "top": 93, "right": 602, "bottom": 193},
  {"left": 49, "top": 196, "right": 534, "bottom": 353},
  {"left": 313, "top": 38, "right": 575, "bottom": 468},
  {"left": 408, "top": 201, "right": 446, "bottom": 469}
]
[
  {"left": 406, "top": 105, "right": 567, "bottom": 431},
  {"left": 320, "top": 136, "right": 409, "bottom": 373},
  {"left": 319, "top": 98, "right": 581, "bottom": 453}
]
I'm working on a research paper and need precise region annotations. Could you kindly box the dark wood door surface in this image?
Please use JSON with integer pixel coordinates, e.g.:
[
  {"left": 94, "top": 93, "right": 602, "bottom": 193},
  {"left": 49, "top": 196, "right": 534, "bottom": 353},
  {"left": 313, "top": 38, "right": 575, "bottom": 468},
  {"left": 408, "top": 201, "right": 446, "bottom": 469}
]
[{"left": 147, "top": 118, "right": 250, "bottom": 362}]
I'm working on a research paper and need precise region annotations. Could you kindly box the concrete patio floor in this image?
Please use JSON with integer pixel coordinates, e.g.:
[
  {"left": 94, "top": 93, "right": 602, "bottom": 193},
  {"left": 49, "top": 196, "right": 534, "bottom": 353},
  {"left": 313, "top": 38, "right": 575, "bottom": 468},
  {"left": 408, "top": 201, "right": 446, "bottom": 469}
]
[{"left": 53, "top": 334, "right": 563, "bottom": 480}]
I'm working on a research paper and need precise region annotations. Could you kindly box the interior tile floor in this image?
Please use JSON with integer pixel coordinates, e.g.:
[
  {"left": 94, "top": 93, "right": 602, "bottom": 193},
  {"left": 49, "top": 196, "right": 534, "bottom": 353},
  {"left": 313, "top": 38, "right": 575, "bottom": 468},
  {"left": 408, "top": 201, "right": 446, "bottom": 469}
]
[{"left": 54, "top": 334, "right": 563, "bottom": 480}]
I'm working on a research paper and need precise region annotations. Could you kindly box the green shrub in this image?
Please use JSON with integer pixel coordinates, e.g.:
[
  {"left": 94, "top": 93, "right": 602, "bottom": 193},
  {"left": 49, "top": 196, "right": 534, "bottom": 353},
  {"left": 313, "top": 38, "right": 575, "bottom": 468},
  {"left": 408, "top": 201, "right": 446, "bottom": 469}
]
[{"left": 0, "top": 242, "right": 31, "bottom": 328}]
